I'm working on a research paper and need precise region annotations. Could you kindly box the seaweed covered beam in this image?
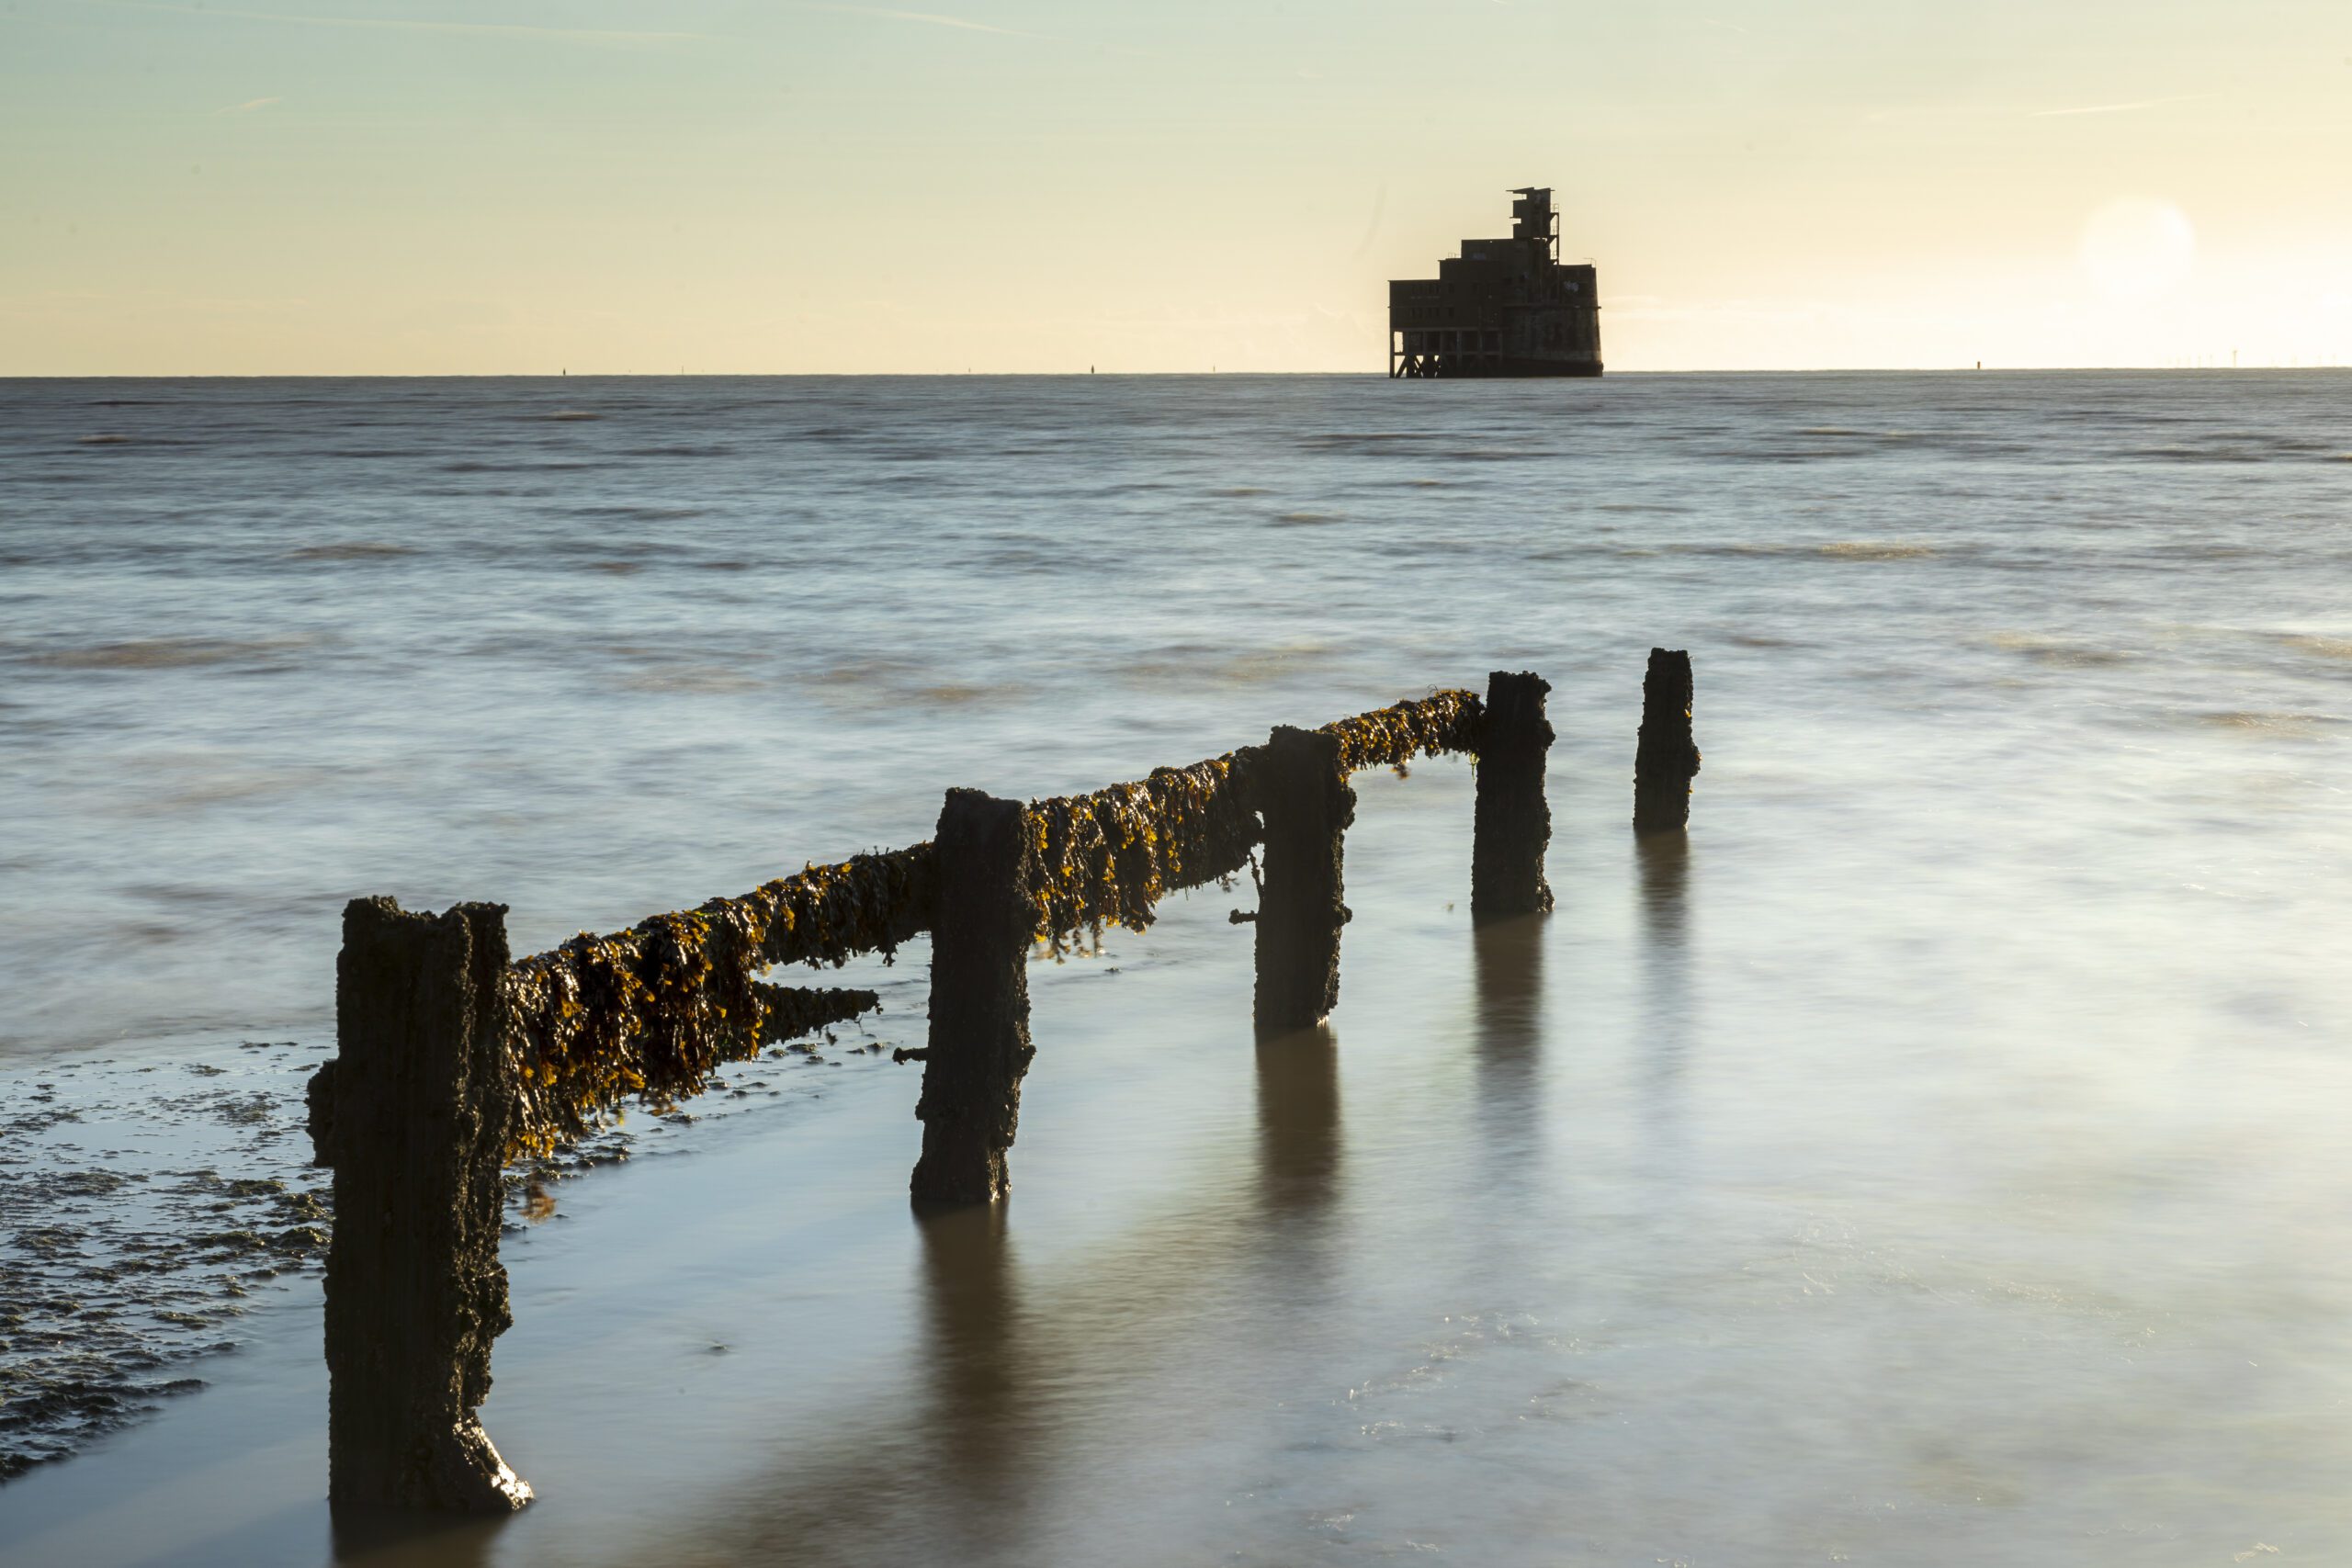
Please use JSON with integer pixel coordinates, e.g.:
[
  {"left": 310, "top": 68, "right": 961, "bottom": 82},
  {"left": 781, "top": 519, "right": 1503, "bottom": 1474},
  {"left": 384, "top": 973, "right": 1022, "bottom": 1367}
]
[
  {"left": 502, "top": 844, "right": 934, "bottom": 1158},
  {"left": 1025, "top": 753, "right": 1262, "bottom": 949},
  {"left": 1317, "top": 689, "right": 1482, "bottom": 773},
  {"left": 1020, "top": 691, "right": 1480, "bottom": 951}
]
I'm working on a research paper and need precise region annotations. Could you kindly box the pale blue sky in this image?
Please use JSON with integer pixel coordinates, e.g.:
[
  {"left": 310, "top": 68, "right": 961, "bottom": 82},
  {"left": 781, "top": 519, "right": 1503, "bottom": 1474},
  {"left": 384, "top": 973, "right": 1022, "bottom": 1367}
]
[{"left": 4, "top": 0, "right": 2346, "bottom": 370}]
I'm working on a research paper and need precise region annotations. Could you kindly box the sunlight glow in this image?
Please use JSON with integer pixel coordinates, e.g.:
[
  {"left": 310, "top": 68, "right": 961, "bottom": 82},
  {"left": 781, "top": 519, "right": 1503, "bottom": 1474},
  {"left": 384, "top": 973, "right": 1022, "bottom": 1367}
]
[{"left": 2079, "top": 199, "right": 2197, "bottom": 306}]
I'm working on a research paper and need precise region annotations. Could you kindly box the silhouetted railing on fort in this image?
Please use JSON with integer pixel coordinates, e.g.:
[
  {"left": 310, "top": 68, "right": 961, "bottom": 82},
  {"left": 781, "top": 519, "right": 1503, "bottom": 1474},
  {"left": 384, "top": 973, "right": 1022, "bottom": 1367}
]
[{"left": 306, "top": 656, "right": 1701, "bottom": 1514}]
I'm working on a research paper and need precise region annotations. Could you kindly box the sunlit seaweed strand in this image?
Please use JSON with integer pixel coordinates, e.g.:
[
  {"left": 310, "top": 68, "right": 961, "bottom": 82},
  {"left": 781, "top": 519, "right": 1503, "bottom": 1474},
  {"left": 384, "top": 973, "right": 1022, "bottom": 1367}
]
[
  {"left": 500, "top": 845, "right": 933, "bottom": 1158},
  {"left": 1317, "top": 688, "right": 1482, "bottom": 773},
  {"left": 493, "top": 692, "right": 1480, "bottom": 1155},
  {"left": 1022, "top": 690, "right": 1483, "bottom": 951}
]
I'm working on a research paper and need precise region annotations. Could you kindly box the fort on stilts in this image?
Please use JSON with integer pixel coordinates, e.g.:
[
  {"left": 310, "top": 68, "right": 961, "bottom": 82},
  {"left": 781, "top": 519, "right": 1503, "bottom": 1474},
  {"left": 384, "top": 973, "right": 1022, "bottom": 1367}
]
[
  {"left": 305, "top": 655, "right": 1699, "bottom": 1514},
  {"left": 1388, "top": 186, "right": 1602, "bottom": 378}
]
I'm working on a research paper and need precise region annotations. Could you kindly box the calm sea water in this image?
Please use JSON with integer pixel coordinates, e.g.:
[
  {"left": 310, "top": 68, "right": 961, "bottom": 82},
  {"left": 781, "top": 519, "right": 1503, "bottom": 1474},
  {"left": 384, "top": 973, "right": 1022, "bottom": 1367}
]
[{"left": 2, "top": 372, "right": 2349, "bottom": 1564}]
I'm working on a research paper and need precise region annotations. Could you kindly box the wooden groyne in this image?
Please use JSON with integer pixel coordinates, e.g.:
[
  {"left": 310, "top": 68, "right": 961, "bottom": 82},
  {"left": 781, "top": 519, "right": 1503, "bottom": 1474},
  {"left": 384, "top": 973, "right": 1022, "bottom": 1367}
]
[{"left": 307, "top": 660, "right": 1695, "bottom": 1513}]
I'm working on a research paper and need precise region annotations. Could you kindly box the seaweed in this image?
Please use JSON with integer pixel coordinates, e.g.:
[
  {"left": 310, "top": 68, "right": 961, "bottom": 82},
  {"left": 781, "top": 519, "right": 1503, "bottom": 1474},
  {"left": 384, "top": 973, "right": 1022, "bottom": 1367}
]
[
  {"left": 490, "top": 691, "right": 1481, "bottom": 1153},
  {"left": 1317, "top": 688, "right": 1483, "bottom": 773},
  {"left": 1025, "top": 753, "right": 1261, "bottom": 949},
  {"left": 1023, "top": 690, "right": 1483, "bottom": 948},
  {"left": 752, "top": 983, "right": 881, "bottom": 1045},
  {"left": 500, "top": 847, "right": 929, "bottom": 1157}
]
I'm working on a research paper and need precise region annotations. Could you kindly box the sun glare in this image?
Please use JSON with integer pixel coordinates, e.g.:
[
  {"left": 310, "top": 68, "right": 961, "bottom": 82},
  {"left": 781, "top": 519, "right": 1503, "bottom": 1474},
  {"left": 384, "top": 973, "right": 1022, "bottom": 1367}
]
[{"left": 2079, "top": 197, "right": 2198, "bottom": 306}]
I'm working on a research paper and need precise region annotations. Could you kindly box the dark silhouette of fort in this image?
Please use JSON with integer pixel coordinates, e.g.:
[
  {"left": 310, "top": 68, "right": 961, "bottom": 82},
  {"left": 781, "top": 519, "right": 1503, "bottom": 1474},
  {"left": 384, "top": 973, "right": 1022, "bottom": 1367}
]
[{"left": 1389, "top": 187, "right": 1600, "bottom": 378}]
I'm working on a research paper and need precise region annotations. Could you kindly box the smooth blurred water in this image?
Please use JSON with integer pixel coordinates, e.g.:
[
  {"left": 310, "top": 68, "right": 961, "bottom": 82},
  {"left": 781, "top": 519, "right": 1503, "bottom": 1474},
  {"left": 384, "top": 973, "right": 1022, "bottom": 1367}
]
[{"left": 2, "top": 372, "right": 2349, "bottom": 1563}]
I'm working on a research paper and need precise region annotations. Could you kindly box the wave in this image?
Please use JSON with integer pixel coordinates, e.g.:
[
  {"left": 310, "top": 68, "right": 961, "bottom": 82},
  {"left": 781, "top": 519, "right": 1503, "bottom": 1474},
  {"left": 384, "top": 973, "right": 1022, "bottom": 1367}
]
[
  {"left": 2125, "top": 446, "right": 2269, "bottom": 463},
  {"left": 2189, "top": 709, "right": 2337, "bottom": 737},
  {"left": 1989, "top": 633, "right": 2130, "bottom": 667},
  {"left": 1818, "top": 541, "right": 1936, "bottom": 560},
  {"left": 286, "top": 542, "right": 413, "bottom": 561},
  {"left": 25, "top": 637, "right": 312, "bottom": 671},
  {"left": 438, "top": 459, "right": 614, "bottom": 473},
  {"left": 559, "top": 504, "right": 707, "bottom": 523}
]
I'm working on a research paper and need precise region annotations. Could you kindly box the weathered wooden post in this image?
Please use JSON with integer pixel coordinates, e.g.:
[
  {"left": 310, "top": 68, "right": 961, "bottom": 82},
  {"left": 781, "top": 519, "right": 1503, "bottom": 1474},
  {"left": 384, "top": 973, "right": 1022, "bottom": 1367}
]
[
  {"left": 1470, "top": 669, "right": 1555, "bottom": 918},
  {"left": 1633, "top": 648, "right": 1701, "bottom": 832},
  {"left": 911, "top": 788, "right": 1038, "bottom": 1206},
  {"left": 1252, "top": 725, "right": 1354, "bottom": 1034},
  {"left": 322, "top": 897, "right": 531, "bottom": 1513}
]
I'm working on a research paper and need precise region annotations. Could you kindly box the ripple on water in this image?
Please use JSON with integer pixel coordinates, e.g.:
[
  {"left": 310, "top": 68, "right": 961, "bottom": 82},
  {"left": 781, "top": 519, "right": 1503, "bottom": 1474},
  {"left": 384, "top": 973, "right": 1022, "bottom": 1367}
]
[
  {"left": 1817, "top": 541, "right": 1939, "bottom": 560},
  {"left": 20, "top": 638, "right": 315, "bottom": 672},
  {"left": 285, "top": 542, "right": 414, "bottom": 562},
  {"left": 1988, "top": 633, "right": 2133, "bottom": 667}
]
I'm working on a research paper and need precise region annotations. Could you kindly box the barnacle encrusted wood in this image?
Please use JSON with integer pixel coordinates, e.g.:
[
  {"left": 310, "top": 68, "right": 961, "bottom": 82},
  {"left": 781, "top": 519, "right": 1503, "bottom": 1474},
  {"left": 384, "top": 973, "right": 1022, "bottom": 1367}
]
[
  {"left": 1470, "top": 671, "right": 1554, "bottom": 918},
  {"left": 1253, "top": 726, "right": 1354, "bottom": 1032},
  {"left": 1023, "top": 691, "right": 1482, "bottom": 947},
  {"left": 327, "top": 897, "right": 531, "bottom": 1512},
  {"left": 501, "top": 845, "right": 933, "bottom": 1156},
  {"left": 1633, "top": 649, "right": 1701, "bottom": 832}
]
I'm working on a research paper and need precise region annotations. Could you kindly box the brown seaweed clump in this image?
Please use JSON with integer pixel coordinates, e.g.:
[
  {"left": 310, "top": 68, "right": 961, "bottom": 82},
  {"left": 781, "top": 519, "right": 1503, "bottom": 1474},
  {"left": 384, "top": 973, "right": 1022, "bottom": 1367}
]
[
  {"left": 491, "top": 689, "right": 1482, "bottom": 1153},
  {"left": 1023, "top": 690, "right": 1484, "bottom": 949},
  {"left": 1025, "top": 754, "right": 1262, "bottom": 949},
  {"left": 1317, "top": 689, "right": 1483, "bottom": 773},
  {"left": 500, "top": 846, "right": 931, "bottom": 1157}
]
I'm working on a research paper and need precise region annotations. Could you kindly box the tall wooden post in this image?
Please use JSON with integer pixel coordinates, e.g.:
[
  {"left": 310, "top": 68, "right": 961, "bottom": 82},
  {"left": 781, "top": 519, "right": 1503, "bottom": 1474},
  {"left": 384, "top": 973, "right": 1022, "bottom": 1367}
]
[
  {"left": 324, "top": 897, "right": 532, "bottom": 1513},
  {"left": 1471, "top": 670, "right": 1555, "bottom": 918},
  {"left": 1633, "top": 648, "right": 1701, "bottom": 833},
  {"left": 1253, "top": 725, "right": 1354, "bottom": 1034},
  {"left": 911, "top": 789, "right": 1037, "bottom": 1206}
]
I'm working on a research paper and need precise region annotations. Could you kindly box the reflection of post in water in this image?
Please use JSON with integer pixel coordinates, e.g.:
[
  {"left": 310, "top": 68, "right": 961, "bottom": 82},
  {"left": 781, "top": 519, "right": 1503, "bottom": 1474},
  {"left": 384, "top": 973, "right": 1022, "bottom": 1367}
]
[
  {"left": 1634, "top": 823, "right": 1695, "bottom": 1120},
  {"left": 1254, "top": 1023, "right": 1341, "bottom": 1220},
  {"left": 1471, "top": 914, "right": 1546, "bottom": 1141},
  {"left": 916, "top": 1203, "right": 1029, "bottom": 1529},
  {"left": 332, "top": 1509, "right": 509, "bottom": 1567},
  {"left": 1634, "top": 829, "right": 1690, "bottom": 949}
]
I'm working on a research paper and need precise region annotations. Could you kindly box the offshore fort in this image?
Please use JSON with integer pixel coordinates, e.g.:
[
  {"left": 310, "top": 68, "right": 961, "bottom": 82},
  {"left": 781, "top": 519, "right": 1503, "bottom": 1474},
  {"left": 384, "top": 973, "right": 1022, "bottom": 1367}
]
[{"left": 1388, "top": 186, "right": 1601, "bottom": 378}]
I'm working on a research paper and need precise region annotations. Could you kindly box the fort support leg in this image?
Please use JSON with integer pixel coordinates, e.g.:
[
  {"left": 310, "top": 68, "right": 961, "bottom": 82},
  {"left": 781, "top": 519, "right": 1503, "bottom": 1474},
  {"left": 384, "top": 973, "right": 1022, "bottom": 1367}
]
[
  {"left": 1633, "top": 649, "right": 1702, "bottom": 833},
  {"left": 911, "top": 788, "right": 1037, "bottom": 1206},
  {"left": 324, "top": 897, "right": 530, "bottom": 1513},
  {"left": 1253, "top": 725, "right": 1354, "bottom": 1034},
  {"left": 1471, "top": 670, "right": 1555, "bottom": 919}
]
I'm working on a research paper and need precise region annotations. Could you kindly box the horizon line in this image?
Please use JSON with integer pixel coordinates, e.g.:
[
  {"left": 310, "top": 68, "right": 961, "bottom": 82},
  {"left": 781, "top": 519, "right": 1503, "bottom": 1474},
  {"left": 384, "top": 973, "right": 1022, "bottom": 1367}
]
[{"left": 3, "top": 366, "right": 2346, "bottom": 379}]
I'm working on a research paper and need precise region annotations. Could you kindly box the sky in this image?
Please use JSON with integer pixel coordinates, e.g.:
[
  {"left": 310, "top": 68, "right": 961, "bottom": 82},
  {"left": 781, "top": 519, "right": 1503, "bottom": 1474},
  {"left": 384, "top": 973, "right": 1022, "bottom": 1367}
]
[{"left": 1, "top": 0, "right": 2347, "bottom": 373}]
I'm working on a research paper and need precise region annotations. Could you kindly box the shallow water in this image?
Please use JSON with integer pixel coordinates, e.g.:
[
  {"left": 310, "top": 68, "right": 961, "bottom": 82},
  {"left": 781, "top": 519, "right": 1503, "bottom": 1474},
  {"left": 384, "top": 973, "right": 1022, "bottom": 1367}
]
[{"left": 2, "top": 372, "right": 2349, "bottom": 1562}]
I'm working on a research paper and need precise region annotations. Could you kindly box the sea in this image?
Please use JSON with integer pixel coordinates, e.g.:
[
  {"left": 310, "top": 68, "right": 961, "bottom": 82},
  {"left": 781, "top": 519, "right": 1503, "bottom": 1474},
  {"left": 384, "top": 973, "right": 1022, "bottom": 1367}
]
[{"left": 1, "top": 371, "right": 2347, "bottom": 1565}]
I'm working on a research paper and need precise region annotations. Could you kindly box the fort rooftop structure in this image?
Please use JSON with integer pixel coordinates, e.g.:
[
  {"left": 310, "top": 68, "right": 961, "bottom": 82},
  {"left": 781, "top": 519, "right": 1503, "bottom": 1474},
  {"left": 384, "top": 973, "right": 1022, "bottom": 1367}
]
[{"left": 1389, "top": 187, "right": 1600, "bottom": 378}]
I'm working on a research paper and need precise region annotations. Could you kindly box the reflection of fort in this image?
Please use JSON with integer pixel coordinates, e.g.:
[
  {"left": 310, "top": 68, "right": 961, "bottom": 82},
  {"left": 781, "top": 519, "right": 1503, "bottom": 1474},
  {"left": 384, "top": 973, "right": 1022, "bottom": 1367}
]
[{"left": 1388, "top": 187, "right": 1602, "bottom": 378}]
